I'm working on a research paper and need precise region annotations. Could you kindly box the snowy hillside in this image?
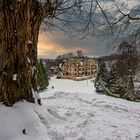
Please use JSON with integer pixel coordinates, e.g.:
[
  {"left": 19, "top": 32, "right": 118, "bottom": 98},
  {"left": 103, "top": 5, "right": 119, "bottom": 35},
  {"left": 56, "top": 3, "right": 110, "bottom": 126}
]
[{"left": 1, "top": 77, "right": 140, "bottom": 140}]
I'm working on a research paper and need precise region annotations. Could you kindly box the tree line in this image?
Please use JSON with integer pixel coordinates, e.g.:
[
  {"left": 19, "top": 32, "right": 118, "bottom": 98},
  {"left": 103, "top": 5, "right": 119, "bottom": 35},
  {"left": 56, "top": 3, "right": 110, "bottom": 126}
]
[{"left": 95, "top": 41, "right": 140, "bottom": 101}]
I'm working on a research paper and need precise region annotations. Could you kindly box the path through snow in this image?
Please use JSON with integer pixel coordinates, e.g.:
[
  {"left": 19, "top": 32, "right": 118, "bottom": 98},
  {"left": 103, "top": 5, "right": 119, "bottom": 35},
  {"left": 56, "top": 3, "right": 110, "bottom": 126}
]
[{"left": 40, "top": 77, "right": 140, "bottom": 140}]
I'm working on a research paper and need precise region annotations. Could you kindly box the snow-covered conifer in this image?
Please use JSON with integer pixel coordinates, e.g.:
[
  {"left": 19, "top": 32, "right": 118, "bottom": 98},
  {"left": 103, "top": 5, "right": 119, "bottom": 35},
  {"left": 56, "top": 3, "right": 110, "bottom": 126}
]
[
  {"left": 94, "top": 61, "right": 109, "bottom": 93},
  {"left": 37, "top": 59, "right": 49, "bottom": 92}
]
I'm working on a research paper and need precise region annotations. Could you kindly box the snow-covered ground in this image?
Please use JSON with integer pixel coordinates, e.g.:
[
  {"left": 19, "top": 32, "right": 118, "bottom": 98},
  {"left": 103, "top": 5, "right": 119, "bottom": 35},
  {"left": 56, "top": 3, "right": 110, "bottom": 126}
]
[
  {"left": 40, "top": 77, "right": 140, "bottom": 140},
  {"left": 1, "top": 76, "right": 140, "bottom": 140}
]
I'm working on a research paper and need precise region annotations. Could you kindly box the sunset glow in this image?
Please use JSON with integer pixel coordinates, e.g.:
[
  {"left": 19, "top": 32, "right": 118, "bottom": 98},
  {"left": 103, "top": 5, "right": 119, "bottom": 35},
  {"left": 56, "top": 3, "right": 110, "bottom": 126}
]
[{"left": 38, "top": 32, "right": 89, "bottom": 59}]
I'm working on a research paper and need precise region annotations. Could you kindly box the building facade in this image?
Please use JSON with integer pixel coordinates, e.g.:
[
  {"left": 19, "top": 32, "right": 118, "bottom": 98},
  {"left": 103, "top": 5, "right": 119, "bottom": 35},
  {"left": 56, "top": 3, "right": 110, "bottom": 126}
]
[{"left": 61, "top": 57, "right": 98, "bottom": 80}]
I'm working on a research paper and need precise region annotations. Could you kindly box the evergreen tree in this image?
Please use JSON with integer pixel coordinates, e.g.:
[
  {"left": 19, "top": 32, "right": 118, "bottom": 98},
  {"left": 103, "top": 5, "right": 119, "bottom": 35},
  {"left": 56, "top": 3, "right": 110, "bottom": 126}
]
[
  {"left": 94, "top": 61, "right": 109, "bottom": 92},
  {"left": 108, "top": 81, "right": 126, "bottom": 98},
  {"left": 37, "top": 59, "right": 49, "bottom": 92},
  {"left": 107, "top": 64, "right": 118, "bottom": 88},
  {"left": 106, "top": 63, "right": 130, "bottom": 100}
]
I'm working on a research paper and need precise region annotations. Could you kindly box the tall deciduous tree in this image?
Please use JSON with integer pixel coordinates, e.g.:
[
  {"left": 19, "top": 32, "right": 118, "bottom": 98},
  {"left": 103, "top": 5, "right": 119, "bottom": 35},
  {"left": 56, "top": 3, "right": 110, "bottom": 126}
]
[
  {"left": 0, "top": 0, "right": 61, "bottom": 106},
  {"left": 0, "top": 0, "right": 95, "bottom": 106},
  {"left": 0, "top": 0, "right": 53, "bottom": 106},
  {"left": 116, "top": 41, "right": 138, "bottom": 98}
]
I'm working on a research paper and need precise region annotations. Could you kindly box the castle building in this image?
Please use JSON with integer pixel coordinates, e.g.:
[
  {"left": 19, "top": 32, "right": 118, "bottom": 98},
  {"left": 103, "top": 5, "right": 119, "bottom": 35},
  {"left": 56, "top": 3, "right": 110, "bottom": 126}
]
[{"left": 61, "top": 57, "right": 98, "bottom": 80}]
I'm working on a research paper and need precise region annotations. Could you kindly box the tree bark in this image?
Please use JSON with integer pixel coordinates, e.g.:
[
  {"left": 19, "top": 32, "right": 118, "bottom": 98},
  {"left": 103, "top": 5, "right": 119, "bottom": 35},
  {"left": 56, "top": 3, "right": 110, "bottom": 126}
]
[{"left": 0, "top": 0, "right": 49, "bottom": 106}]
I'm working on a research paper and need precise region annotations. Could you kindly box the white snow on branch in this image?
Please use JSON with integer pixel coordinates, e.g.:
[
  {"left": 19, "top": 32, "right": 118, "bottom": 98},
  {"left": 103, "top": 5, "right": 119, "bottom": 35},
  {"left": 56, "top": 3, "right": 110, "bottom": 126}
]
[
  {"left": 12, "top": 74, "right": 17, "bottom": 81},
  {"left": 26, "top": 56, "right": 31, "bottom": 63},
  {"left": 37, "top": 0, "right": 48, "bottom": 5},
  {"left": 26, "top": 56, "right": 31, "bottom": 64},
  {"left": 32, "top": 66, "right": 36, "bottom": 76},
  {"left": 28, "top": 40, "right": 33, "bottom": 44}
]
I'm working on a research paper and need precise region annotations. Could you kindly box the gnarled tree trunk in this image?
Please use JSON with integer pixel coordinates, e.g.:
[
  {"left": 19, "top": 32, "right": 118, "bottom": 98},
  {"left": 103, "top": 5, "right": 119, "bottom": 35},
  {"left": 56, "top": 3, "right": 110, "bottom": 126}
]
[{"left": 0, "top": 0, "right": 51, "bottom": 106}]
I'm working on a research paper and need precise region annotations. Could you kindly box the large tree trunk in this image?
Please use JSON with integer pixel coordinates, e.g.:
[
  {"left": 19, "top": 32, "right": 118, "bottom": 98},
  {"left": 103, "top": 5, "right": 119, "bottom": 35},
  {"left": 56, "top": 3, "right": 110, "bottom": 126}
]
[{"left": 0, "top": 0, "right": 45, "bottom": 106}]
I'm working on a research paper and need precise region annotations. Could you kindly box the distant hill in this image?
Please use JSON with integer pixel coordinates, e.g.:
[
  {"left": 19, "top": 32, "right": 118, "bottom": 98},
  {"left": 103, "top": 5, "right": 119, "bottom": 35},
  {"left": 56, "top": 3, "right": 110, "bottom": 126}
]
[{"left": 96, "top": 54, "right": 120, "bottom": 62}]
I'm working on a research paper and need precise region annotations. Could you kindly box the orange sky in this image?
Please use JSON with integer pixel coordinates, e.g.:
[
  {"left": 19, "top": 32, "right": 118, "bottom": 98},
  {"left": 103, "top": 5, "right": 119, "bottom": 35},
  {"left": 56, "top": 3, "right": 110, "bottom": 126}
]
[{"left": 38, "top": 32, "right": 89, "bottom": 59}]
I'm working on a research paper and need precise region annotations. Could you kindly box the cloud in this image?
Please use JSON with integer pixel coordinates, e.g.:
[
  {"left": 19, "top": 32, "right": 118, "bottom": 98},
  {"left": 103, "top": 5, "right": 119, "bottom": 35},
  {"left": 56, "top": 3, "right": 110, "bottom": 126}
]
[
  {"left": 37, "top": 0, "right": 139, "bottom": 59},
  {"left": 38, "top": 31, "right": 110, "bottom": 58},
  {"left": 38, "top": 32, "right": 66, "bottom": 58},
  {"left": 38, "top": 30, "right": 112, "bottom": 59},
  {"left": 38, "top": 31, "right": 90, "bottom": 58}
]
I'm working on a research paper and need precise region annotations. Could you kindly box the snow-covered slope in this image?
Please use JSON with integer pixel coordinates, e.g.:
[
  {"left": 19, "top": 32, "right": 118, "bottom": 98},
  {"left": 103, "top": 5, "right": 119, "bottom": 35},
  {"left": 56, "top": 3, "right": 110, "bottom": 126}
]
[
  {"left": 1, "top": 76, "right": 140, "bottom": 140},
  {"left": 41, "top": 77, "right": 95, "bottom": 95},
  {"left": 40, "top": 77, "right": 140, "bottom": 140}
]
